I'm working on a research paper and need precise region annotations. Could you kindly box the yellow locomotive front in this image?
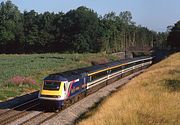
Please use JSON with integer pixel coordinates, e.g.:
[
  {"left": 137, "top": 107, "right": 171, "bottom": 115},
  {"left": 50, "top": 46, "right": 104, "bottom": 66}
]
[{"left": 38, "top": 75, "right": 69, "bottom": 109}]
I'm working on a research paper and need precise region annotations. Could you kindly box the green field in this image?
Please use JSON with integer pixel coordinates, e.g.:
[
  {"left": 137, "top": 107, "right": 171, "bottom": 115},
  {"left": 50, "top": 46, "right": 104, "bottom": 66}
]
[{"left": 0, "top": 53, "right": 117, "bottom": 100}]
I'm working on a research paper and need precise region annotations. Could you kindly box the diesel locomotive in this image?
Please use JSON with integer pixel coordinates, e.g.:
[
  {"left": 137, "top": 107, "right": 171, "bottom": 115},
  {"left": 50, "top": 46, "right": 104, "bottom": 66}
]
[{"left": 38, "top": 56, "right": 153, "bottom": 109}]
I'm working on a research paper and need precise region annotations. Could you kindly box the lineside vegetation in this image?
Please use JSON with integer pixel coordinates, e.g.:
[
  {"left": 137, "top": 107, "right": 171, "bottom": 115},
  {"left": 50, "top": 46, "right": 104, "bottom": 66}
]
[{"left": 77, "top": 52, "right": 180, "bottom": 125}]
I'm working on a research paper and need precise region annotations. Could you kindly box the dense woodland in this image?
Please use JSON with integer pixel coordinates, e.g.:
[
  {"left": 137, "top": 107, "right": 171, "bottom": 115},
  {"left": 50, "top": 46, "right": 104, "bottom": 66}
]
[
  {"left": 0, "top": 1, "right": 169, "bottom": 54},
  {"left": 167, "top": 21, "right": 180, "bottom": 49}
]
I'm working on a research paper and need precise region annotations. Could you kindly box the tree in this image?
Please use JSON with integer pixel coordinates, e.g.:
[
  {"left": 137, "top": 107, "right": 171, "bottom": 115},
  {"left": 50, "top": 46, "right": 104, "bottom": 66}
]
[
  {"left": 0, "top": 0, "right": 23, "bottom": 53},
  {"left": 23, "top": 10, "right": 39, "bottom": 52},
  {"left": 167, "top": 21, "right": 180, "bottom": 49},
  {"left": 62, "top": 6, "right": 100, "bottom": 52},
  {"left": 37, "top": 12, "right": 56, "bottom": 52}
]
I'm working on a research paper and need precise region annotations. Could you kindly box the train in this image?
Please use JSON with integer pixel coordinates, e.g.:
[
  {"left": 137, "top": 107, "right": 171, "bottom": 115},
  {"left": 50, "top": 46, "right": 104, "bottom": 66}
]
[{"left": 38, "top": 56, "right": 153, "bottom": 109}]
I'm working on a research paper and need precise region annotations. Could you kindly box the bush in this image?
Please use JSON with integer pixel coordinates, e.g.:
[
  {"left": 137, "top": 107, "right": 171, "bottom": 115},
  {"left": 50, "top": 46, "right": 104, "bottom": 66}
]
[
  {"left": 164, "top": 79, "right": 180, "bottom": 91},
  {"left": 9, "top": 76, "right": 36, "bottom": 86},
  {"left": 91, "top": 58, "right": 108, "bottom": 65}
]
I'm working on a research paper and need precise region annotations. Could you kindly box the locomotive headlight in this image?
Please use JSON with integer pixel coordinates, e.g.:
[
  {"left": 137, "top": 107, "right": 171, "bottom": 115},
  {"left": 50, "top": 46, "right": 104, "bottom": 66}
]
[
  {"left": 51, "top": 95, "right": 61, "bottom": 98},
  {"left": 56, "top": 95, "right": 61, "bottom": 98},
  {"left": 40, "top": 95, "right": 61, "bottom": 98}
]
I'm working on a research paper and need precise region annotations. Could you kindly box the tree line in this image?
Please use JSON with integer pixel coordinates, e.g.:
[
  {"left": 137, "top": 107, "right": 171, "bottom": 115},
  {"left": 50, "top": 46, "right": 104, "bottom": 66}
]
[
  {"left": 0, "top": 1, "right": 167, "bottom": 54},
  {"left": 167, "top": 21, "right": 180, "bottom": 50}
]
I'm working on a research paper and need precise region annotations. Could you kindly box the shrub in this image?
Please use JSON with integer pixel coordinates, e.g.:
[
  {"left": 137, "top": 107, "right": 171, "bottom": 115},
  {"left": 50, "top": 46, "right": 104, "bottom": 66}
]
[
  {"left": 9, "top": 76, "right": 36, "bottom": 86},
  {"left": 164, "top": 79, "right": 180, "bottom": 91},
  {"left": 91, "top": 58, "right": 109, "bottom": 65}
]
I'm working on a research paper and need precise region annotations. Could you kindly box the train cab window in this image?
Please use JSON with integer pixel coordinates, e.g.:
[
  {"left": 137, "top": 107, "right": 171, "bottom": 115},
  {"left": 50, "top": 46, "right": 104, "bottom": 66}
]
[{"left": 43, "top": 82, "right": 61, "bottom": 90}]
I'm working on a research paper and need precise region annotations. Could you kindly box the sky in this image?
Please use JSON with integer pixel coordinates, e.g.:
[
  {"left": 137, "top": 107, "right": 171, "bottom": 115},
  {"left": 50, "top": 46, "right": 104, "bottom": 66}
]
[{"left": 2, "top": 0, "right": 180, "bottom": 32}]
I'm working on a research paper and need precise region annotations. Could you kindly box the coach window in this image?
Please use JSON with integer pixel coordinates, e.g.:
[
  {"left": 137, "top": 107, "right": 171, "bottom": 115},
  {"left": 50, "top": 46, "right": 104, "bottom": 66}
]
[
  {"left": 145, "top": 59, "right": 150, "bottom": 63},
  {"left": 111, "top": 66, "right": 122, "bottom": 73},
  {"left": 122, "top": 65, "right": 125, "bottom": 69},
  {"left": 136, "top": 61, "right": 142, "bottom": 65},
  {"left": 89, "top": 76, "right": 92, "bottom": 82},
  {"left": 125, "top": 64, "right": 130, "bottom": 68},
  {"left": 126, "top": 63, "right": 134, "bottom": 68},
  {"left": 91, "top": 71, "right": 107, "bottom": 81}
]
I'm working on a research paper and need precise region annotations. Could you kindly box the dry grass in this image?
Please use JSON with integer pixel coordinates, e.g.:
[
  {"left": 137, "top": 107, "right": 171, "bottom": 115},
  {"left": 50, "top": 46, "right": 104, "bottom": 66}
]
[{"left": 77, "top": 52, "right": 180, "bottom": 125}]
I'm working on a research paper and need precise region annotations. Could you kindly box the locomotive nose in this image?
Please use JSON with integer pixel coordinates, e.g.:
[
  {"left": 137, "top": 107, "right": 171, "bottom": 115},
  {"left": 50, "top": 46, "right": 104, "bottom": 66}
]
[{"left": 38, "top": 75, "right": 69, "bottom": 109}]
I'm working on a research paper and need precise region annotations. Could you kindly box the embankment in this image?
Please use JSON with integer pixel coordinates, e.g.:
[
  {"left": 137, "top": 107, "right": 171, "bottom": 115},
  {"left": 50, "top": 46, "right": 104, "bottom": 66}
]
[{"left": 77, "top": 52, "right": 180, "bottom": 125}]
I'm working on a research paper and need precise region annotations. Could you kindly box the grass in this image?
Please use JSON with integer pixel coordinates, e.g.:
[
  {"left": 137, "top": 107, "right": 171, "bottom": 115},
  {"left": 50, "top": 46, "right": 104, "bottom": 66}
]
[
  {"left": 0, "top": 53, "right": 118, "bottom": 101},
  {"left": 77, "top": 52, "right": 180, "bottom": 125}
]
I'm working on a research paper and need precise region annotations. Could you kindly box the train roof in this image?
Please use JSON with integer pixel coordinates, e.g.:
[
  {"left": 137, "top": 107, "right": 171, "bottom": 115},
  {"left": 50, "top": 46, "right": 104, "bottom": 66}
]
[
  {"left": 104, "top": 56, "right": 152, "bottom": 68},
  {"left": 48, "top": 64, "right": 107, "bottom": 81},
  {"left": 45, "top": 56, "right": 152, "bottom": 81}
]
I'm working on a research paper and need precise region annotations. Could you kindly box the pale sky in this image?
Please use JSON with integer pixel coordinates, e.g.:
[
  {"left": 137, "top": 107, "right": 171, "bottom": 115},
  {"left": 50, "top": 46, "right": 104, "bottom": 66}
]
[{"left": 2, "top": 0, "right": 180, "bottom": 32}]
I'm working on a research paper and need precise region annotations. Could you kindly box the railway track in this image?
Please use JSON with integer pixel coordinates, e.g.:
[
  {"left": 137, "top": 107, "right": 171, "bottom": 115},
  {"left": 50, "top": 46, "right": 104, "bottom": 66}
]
[
  {"left": 0, "top": 109, "right": 10, "bottom": 116},
  {"left": 19, "top": 94, "right": 85, "bottom": 125},
  {"left": 0, "top": 98, "right": 38, "bottom": 116},
  {"left": 0, "top": 98, "right": 40, "bottom": 125},
  {"left": 0, "top": 95, "right": 80, "bottom": 125},
  {"left": 0, "top": 86, "right": 92, "bottom": 125},
  {"left": 19, "top": 111, "right": 57, "bottom": 125}
]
